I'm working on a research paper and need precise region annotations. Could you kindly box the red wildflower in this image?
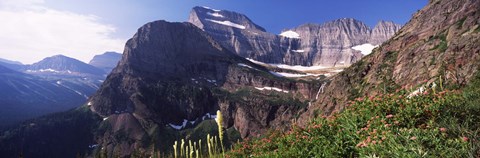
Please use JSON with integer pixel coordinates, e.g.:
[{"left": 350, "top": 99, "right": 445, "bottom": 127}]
[{"left": 440, "top": 128, "right": 447, "bottom": 132}]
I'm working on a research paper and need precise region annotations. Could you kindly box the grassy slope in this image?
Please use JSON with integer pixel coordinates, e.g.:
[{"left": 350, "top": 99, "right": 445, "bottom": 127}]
[{"left": 229, "top": 72, "right": 480, "bottom": 157}]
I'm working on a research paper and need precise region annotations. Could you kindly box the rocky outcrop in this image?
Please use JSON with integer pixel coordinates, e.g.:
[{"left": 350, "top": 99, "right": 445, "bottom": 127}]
[
  {"left": 188, "top": 7, "right": 402, "bottom": 67},
  {"left": 299, "top": 0, "right": 480, "bottom": 125}
]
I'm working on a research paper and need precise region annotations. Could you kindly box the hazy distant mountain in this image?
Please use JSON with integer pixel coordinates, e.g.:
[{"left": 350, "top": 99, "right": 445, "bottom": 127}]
[
  {"left": 23, "top": 54, "right": 106, "bottom": 101},
  {"left": 0, "top": 65, "right": 88, "bottom": 127},
  {"left": 0, "top": 58, "right": 24, "bottom": 71},
  {"left": 26, "top": 55, "right": 105, "bottom": 76},
  {"left": 88, "top": 51, "right": 122, "bottom": 73},
  {"left": 0, "top": 55, "right": 109, "bottom": 127},
  {"left": 0, "top": 58, "right": 22, "bottom": 65}
]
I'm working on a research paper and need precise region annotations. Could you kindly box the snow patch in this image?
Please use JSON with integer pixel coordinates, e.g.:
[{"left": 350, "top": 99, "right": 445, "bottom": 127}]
[
  {"left": 205, "top": 19, "right": 246, "bottom": 29},
  {"left": 56, "top": 81, "right": 62, "bottom": 84},
  {"left": 87, "top": 102, "right": 92, "bottom": 106},
  {"left": 238, "top": 63, "right": 254, "bottom": 69},
  {"left": 246, "top": 58, "right": 339, "bottom": 73},
  {"left": 207, "top": 12, "right": 224, "bottom": 18},
  {"left": 103, "top": 117, "right": 108, "bottom": 121},
  {"left": 169, "top": 124, "right": 183, "bottom": 130},
  {"left": 269, "top": 71, "right": 320, "bottom": 78},
  {"left": 168, "top": 113, "right": 217, "bottom": 130},
  {"left": 273, "top": 64, "right": 328, "bottom": 71},
  {"left": 88, "top": 144, "right": 98, "bottom": 149},
  {"left": 330, "top": 69, "right": 344, "bottom": 73},
  {"left": 292, "top": 50, "right": 305, "bottom": 53},
  {"left": 246, "top": 58, "right": 264, "bottom": 65},
  {"left": 279, "top": 30, "right": 300, "bottom": 38},
  {"left": 255, "top": 86, "right": 289, "bottom": 93},
  {"left": 39, "top": 68, "right": 60, "bottom": 73},
  {"left": 201, "top": 6, "right": 221, "bottom": 12},
  {"left": 352, "top": 43, "right": 378, "bottom": 55}
]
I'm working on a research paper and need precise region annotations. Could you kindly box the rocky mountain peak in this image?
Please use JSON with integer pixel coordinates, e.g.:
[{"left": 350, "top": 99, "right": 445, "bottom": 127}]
[
  {"left": 89, "top": 20, "right": 244, "bottom": 120},
  {"left": 27, "top": 54, "right": 105, "bottom": 75},
  {"left": 189, "top": 6, "right": 401, "bottom": 67},
  {"left": 189, "top": 6, "right": 266, "bottom": 31},
  {"left": 113, "top": 20, "right": 239, "bottom": 78},
  {"left": 370, "top": 20, "right": 403, "bottom": 45},
  {"left": 89, "top": 51, "right": 122, "bottom": 73}
]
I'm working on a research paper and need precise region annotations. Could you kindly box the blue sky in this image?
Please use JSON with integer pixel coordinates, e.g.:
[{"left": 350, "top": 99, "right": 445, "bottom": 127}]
[
  {"left": 0, "top": 0, "right": 427, "bottom": 64},
  {"left": 47, "top": 0, "right": 427, "bottom": 38}
]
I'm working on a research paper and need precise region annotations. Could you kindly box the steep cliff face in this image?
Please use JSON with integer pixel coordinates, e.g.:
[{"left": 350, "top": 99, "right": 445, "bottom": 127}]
[
  {"left": 370, "top": 21, "right": 403, "bottom": 45},
  {"left": 289, "top": 18, "right": 371, "bottom": 66},
  {"left": 300, "top": 0, "right": 480, "bottom": 124},
  {"left": 188, "top": 6, "right": 294, "bottom": 65},
  {"left": 189, "top": 7, "right": 401, "bottom": 67},
  {"left": 87, "top": 20, "right": 319, "bottom": 156}
]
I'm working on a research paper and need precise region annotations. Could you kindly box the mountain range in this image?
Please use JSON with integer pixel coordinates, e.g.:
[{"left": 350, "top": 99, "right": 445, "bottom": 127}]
[
  {"left": 0, "top": 52, "right": 121, "bottom": 128},
  {"left": 189, "top": 6, "right": 402, "bottom": 66},
  {"left": 0, "top": 0, "right": 479, "bottom": 157}
]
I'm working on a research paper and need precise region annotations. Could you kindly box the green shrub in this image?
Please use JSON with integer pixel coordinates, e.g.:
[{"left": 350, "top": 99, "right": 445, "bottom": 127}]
[{"left": 229, "top": 81, "right": 479, "bottom": 157}]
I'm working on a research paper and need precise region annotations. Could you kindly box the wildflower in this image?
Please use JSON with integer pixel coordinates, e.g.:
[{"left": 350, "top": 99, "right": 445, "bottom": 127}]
[
  {"left": 216, "top": 110, "right": 224, "bottom": 142},
  {"left": 462, "top": 137, "right": 468, "bottom": 142},
  {"left": 410, "top": 136, "right": 417, "bottom": 140},
  {"left": 386, "top": 114, "right": 394, "bottom": 118},
  {"left": 440, "top": 128, "right": 447, "bottom": 132}
]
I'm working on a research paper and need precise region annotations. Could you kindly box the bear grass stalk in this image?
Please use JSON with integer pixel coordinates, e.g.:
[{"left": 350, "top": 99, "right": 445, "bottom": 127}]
[
  {"left": 171, "top": 110, "right": 226, "bottom": 157},
  {"left": 173, "top": 141, "right": 178, "bottom": 158},
  {"left": 215, "top": 110, "right": 225, "bottom": 157}
]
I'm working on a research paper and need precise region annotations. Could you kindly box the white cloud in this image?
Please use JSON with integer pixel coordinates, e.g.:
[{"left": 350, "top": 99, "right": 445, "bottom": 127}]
[{"left": 0, "top": 0, "right": 124, "bottom": 64}]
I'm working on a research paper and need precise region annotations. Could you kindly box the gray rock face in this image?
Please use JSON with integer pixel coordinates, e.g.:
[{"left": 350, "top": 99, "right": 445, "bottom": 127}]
[
  {"left": 89, "top": 52, "right": 122, "bottom": 73},
  {"left": 188, "top": 7, "right": 402, "bottom": 67},
  {"left": 370, "top": 21, "right": 403, "bottom": 45},
  {"left": 289, "top": 19, "right": 371, "bottom": 66},
  {"left": 188, "top": 6, "right": 296, "bottom": 64}
]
